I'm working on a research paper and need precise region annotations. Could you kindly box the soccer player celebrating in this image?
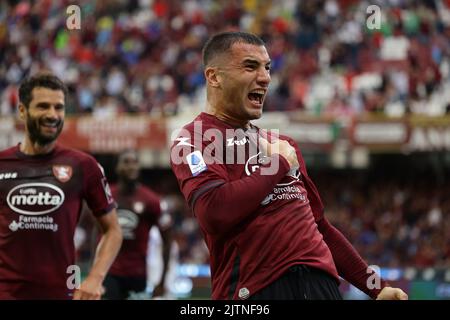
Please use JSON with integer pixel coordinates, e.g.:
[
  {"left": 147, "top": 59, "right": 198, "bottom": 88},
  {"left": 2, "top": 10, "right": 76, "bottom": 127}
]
[
  {"left": 103, "top": 150, "right": 172, "bottom": 300},
  {"left": 170, "top": 32, "right": 408, "bottom": 300},
  {"left": 0, "top": 73, "right": 122, "bottom": 299}
]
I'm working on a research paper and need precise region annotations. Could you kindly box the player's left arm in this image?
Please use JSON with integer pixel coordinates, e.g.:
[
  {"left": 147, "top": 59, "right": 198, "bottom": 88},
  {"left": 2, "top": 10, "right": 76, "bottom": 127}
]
[
  {"left": 317, "top": 217, "right": 407, "bottom": 300},
  {"left": 151, "top": 198, "right": 173, "bottom": 298},
  {"left": 285, "top": 137, "right": 407, "bottom": 300},
  {"left": 152, "top": 221, "right": 172, "bottom": 298},
  {"left": 73, "top": 209, "right": 122, "bottom": 300}
]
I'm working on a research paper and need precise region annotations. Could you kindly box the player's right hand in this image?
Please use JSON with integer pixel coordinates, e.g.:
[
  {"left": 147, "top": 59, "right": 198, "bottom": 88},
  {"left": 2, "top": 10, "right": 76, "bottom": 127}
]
[
  {"left": 259, "top": 137, "right": 299, "bottom": 169},
  {"left": 376, "top": 287, "right": 408, "bottom": 300},
  {"left": 73, "top": 275, "right": 104, "bottom": 300}
]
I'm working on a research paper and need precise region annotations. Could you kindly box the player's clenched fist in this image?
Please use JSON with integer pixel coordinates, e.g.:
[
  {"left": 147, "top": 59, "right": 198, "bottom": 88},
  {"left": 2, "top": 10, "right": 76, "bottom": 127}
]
[
  {"left": 259, "top": 137, "right": 299, "bottom": 169},
  {"left": 376, "top": 287, "right": 408, "bottom": 300},
  {"left": 73, "top": 276, "right": 105, "bottom": 300}
]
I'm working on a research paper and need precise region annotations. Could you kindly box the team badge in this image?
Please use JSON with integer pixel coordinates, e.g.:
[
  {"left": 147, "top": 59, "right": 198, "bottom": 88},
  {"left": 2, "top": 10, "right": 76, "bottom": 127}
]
[
  {"left": 52, "top": 165, "right": 73, "bottom": 183},
  {"left": 133, "top": 201, "right": 144, "bottom": 214}
]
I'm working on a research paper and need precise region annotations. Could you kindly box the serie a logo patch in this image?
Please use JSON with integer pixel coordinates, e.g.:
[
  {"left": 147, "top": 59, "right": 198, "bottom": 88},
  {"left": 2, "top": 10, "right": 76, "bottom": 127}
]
[{"left": 186, "top": 151, "right": 207, "bottom": 176}]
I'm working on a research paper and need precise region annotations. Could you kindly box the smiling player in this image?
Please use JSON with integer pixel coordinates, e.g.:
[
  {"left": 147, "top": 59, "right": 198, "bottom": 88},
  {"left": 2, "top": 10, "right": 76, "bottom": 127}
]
[{"left": 0, "top": 72, "right": 122, "bottom": 300}]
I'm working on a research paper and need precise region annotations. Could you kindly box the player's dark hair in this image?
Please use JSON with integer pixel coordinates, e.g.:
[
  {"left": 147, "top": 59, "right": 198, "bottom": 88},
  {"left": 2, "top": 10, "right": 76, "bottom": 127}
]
[
  {"left": 202, "top": 31, "right": 265, "bottom": 67},
  {"left": 18, "top": 72, "right": 68, "bottom": 108},
  {"left": 116, "top": 149, "right": 138, "bottom": 166}
]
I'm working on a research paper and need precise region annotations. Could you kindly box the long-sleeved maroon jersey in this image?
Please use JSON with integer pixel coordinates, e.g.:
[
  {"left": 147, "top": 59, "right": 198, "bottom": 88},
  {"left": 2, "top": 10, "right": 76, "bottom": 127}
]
[
  {"left": 170, "top": 113, "right": 339, "bottom": 300},
  {"left": 0, "top": 144, "right": 116, "bottom": 299}
]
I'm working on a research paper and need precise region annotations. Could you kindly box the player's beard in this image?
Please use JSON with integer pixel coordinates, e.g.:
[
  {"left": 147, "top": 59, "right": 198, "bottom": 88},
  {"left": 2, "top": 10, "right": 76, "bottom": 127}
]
[{"left": 27, "top": 113, "right": 64, "bottom": 146}]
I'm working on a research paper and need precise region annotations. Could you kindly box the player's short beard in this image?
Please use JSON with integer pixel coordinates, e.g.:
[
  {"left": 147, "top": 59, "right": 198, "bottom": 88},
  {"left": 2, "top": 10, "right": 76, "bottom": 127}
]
[{"left": 27, "top": 113, "right": 64, "bottom": 146}]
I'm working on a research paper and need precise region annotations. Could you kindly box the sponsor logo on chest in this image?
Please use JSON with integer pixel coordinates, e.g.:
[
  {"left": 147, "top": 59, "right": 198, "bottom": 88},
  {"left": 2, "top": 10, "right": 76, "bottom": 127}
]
[
  {"left": 6, "top": 182, "right": 65, "bottom": 215},
  {"left": 117, "top": 209, "right": 139, "bottom": 240},
  {"left": 244, "top": 153, "right": 306, "bottom": 206}
]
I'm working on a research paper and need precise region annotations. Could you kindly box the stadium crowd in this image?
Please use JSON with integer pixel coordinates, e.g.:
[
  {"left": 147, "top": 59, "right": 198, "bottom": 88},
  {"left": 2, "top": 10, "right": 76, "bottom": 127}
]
[
  {"left": 1, "top": 0, "right": 450, "bottom": 117},
  {"left": 315, "top": 168, "right": 450, "bottom": 269}
]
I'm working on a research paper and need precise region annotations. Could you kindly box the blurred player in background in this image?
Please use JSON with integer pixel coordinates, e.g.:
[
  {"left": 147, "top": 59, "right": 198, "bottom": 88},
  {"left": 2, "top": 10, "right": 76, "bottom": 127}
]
[
  {"left": 103, "top": 150, "right": 172, "bottom": 300},
  {"left": 0, "top": 72, "right": 122, "bottom": 300},
  {"left": 171, "top": 32, "right": 408, "bottom": 300}
]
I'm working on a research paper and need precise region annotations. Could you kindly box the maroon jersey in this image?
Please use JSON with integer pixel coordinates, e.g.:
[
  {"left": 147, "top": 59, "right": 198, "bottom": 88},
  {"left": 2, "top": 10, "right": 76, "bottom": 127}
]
[
  {"left": 171, "top": 112, "right": 339, "bottom": 300},
  {"left": 108, "top": 184, "right": 161, "bottom": 278},
  {"left": 0, "top": 144, "right": 116, "bottom": 299}
]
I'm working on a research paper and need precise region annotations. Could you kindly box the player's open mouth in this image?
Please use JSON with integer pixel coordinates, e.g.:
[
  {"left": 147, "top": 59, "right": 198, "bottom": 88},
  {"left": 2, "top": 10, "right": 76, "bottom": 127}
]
[{"left": 248, "top": 89, "right": 266, "bottom": 107}]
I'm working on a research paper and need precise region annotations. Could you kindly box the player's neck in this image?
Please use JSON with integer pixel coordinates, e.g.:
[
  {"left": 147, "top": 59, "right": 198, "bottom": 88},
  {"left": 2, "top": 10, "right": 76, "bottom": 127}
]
[
  {"left": 118, "top": 180, "right": 138, "bottom": 194},
  {"left": 20, "top": 136, "right": 56, "bottom": 155},
  {"left": 205, "top": 107, "right": 250, "bottom": 129}
]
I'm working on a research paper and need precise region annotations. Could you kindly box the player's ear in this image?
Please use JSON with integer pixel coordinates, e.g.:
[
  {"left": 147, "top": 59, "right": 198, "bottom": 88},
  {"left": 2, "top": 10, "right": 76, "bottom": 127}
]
[
  {"left": 18, "top": 103, "right": 27, "bottom": 120},
  {"left": 205, "top": 67, "right": 220, "bottom": 88}
]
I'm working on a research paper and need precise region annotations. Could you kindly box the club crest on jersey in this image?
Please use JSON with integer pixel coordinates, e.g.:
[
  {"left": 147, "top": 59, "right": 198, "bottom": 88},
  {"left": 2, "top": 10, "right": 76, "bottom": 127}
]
[
  {"left": 186, "top": 151, "right": 207, "bottom": 176},
  {"left": 133, "top": 201, "right": 144, "bottom": 214},
  {"left": 52, "top": 165, "right": 73, "bottom": 183}
]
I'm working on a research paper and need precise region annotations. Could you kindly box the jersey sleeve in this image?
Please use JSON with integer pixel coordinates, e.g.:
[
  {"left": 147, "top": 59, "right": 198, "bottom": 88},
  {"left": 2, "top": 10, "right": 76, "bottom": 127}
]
[
  {"left": 170, "top": 131, "right": 228, "bottom": 210},
  {"left": 81, "top": 155, "right": 117, "bottom": 217}
]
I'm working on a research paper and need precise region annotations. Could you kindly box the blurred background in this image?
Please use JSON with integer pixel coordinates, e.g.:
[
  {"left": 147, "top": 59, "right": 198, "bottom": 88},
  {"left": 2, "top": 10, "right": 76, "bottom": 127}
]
[{"left": 1, "top": 0, "right": 450, "bottom": 299}]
